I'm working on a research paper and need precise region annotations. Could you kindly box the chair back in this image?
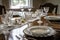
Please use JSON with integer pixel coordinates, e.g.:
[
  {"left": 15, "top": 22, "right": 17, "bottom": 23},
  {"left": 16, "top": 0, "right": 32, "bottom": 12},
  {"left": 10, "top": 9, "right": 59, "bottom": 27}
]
[
  {"left": 0, "top": 5, "right": 6, "bottom": 15},
  {"left": 39, "top": 3, "right": 58, "bottom": 15}
]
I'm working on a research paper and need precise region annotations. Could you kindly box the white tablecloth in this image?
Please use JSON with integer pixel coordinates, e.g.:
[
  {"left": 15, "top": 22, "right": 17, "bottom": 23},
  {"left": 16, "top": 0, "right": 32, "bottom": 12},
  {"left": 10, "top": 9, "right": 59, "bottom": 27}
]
[{"left": 9, "top": 24, "right": 28, "bottom": 40}]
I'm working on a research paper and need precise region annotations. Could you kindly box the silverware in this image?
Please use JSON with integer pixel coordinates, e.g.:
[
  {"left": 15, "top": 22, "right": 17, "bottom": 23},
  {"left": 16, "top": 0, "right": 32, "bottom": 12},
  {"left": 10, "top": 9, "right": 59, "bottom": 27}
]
[
  {"left": 27, "top": 37, "right": 36, "bottom": 40},
  {"left": 16, "top": 35, "right": 20, "bottom": 40},
  {"left": 19, "top": 34, "right": 25, "bottom": 40}
]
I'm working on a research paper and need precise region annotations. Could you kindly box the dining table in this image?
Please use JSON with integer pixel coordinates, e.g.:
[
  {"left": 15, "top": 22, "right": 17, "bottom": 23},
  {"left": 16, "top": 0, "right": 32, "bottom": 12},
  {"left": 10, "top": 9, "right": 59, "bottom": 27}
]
[
  {"left": 8, "top": 13, "right": 60, "bottom": 40},
  {"left": 0, "top": 11, "right": 60, "bottom": 40},
  {"left": 46, "top": 13, "right": 60, "bottom": 29},
  {"left": 0, "top": 12, "right": 41, "bottom": 40}
]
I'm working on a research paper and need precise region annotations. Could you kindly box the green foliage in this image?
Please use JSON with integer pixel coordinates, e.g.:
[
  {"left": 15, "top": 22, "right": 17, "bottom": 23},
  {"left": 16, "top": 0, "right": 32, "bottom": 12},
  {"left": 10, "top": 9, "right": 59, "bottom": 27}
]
[
  {"left": 12, "top": 0, "right": 26, "bottom": 6},
  {"left": 20, "top": 0, "right": 26, "bottom": 5},
  {"left": 12, "top": 0, "right": 19, "bottom": 6}
]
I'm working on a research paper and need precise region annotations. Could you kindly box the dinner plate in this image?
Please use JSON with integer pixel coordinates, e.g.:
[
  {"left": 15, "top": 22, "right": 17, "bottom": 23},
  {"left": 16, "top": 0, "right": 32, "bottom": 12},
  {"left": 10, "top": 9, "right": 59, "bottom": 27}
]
[
  {"left": 44, "top": 16, "right": 60, "bottom": 20},
  {"left": 23, "top": 26, "right": 56, "bottom": 37},
  {"left": 44, "top": 16, "right": 60, "bottom": 23},
  {"left": 29, "top": 27, "right": 50, "bottom": 35}
]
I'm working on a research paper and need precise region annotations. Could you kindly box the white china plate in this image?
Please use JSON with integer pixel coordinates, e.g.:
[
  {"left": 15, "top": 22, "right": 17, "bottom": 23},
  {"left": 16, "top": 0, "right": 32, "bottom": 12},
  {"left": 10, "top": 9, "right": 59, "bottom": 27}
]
[
  {"left": 29, "top": 27, "right": 50, "bottom": 35},
  {"left": 23, "top": 26, "right": 56, "bottom": 37},
  {"left": 44, "top": 16, "right": 60, "bottom": 20}
]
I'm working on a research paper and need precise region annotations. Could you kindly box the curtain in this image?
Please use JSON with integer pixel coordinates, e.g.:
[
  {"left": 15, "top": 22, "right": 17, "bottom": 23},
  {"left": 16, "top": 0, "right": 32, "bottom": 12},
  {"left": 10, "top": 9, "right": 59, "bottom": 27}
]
[{"left": 2, "top": 0, "right": 9, "bottom": 9}]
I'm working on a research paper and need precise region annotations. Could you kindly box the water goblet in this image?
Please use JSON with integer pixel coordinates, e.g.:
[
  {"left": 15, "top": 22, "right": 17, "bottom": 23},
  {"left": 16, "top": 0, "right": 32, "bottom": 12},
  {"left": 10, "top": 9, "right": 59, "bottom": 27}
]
[
  {"left": 43, "top": 7, "right": 49, "bottom": 16},
  {"left": 21, "top": 8, "right": 24, "bottom": 12},
  {"left": 43, "top": 7, "right": 49, "bottom": 13},
  {"left": 40, "top": 7, "right": 49, "bottom": 25},
  {"left": 28, "top": 8, "right": 31, "bottom": 12},
  {"left": 28, "top": 8, "right": 32, "bottom": 19},
  {"left": 21, "top": 8, "right": 25, "bottom": 18}
]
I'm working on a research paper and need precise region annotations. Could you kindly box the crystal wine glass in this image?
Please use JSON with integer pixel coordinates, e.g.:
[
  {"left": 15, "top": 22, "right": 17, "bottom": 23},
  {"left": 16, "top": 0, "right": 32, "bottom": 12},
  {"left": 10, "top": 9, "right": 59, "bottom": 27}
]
[
  {"left": 42, "top": 7, "right": 49, "bottom": 25},
  {"left": 44, "top": 7, "right": 49, "bottom": 13},
  {"left": 0, "top": 24, "right": 9, "bottom": 40},
  {"left": 43, "top": 7, "right": 49, "bottom": 16},
  {"left": 1, "top": 11, "right": 13, "bottom": 40},
  {"left": 21, "top": 8, "right": 24, "bottom": 12},
  {"left": 28, "top": 8, "right": 32, "bottom": 19},
  {"left": 21, "top": 8, "right": 25, "bottom": 18},
  {"left": 2, "top": 29, "right": 10, "bottom": 40},
  {"left": 28, "top": 8, "right": 33, "bottom": 27},
  {"left": 28, "top": 8, "right": 31, "bottom": 12}
]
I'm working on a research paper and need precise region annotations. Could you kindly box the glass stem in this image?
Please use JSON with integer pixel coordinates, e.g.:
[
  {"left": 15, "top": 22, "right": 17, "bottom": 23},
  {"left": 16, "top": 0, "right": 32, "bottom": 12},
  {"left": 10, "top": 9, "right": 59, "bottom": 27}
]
[
  {"left": 28, "top": 23, "right": 30, "bottom": 27},
  {"left": 5, "top": 35, "right": 7, "bottom": 40}
]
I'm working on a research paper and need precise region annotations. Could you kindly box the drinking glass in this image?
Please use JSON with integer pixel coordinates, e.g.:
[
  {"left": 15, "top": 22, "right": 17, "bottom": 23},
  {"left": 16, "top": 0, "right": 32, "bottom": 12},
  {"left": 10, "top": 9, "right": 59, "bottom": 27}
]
[
  {"left": 1, "top": 11, "right": 13, "bottom": 40},
  {"left": 0, "top": 24, "right": 9, "bottom": 40},
  {"left": 36, "top": 9, "right": 43, "bottom": 18},
  {"left": 43, "top": 7, "right": 49, "bottom": 13},
  {"left": 43, "top": 7, "right": 49, "bottom": 16},
  {"left": 34, "top": 9, "right": 43, "bottom": 26},
  {"left": 41, "top": 7, "right": 49, "bottom": 25},
  {"left": 21, "top": 8, "right": 25, "bottom": 18},
  {"left": 21, "top": 8, "right": 24, "bottom": 12},
  {"left": 2, "top": 29, "right": 10, "bottom": 40},
  {"left": 28, "top": 8, "right": 31, "bottom": 12},
  {"left": 37, "top": 20, "right": 43, "bottom": 26},
  {"left": 25, "top": 8, "right": 32, "bottom": 20},
  {"left": 28, "top": 8, "right": 32, "bottom": 19},
  {"left": 25, "top": 8, "right": 32, "bottom": 27}
]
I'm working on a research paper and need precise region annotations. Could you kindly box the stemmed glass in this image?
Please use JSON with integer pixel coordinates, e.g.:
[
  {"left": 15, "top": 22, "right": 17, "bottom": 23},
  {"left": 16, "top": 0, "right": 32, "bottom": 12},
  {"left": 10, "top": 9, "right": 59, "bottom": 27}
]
[
  {"left": 21, "top": 8, "right": 25, "bottom": 18},
  {"left": 35, "top": 9, "right": 43, "bottom": 26},
  {"left": 36, "top": 9, "right": 43, "bottom": 17},
  {"left": 21, "top": 8, "right": 24, "bottom": 12},
  {"left": 43, "top": 7, "right": 49, "bottom": 16},
  {"left": 1, "top": 11, "right": 13, "bottom": 40},
  {"left": 44, "top": 7, "right": 49, "bottom": 13},
  {"left": 25, "top": 8, "right": 32, "bottom": 20},
  {"left": 2, "top": 29, "right": 10, "bottom": 40},
  {"left": 28, "top": 8, "right": 32, "bottom": 19},
  {"left": 37, "top": 20, "right": 43, "bottom": 26},
  {"left": 0, "top": 20, "right": 9, "bottom": 40},
  {"left": 42, "top": 7, "right": 49, "bottom": 25},
  {"left": 28, "top": 8, "right": 33, "bottom": 27},
  {"left": 28, "top": 8, "right": 31, "bottom": 12}
]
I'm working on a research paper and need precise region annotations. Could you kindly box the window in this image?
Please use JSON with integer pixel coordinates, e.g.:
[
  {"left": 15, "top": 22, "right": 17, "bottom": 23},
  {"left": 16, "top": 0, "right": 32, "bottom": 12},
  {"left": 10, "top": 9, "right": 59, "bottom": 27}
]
[{"left": 10, "top": 0, "right": 33, "bottom": 9}]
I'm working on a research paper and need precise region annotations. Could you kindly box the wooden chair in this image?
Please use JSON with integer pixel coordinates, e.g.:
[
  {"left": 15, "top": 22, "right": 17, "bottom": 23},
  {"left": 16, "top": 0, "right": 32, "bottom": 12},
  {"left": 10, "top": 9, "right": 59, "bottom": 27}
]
[
  {"left": 39, "top": 3, "right": 58, "bottom": 15},
  {"left": 0, "top": 5, "right": 6, "bottom": 15},
  {"left": 0, "top": 5, "right": 6, "bottom": 23},
  {"left": 0, "top": 34, "right": 5, "bottom": 40}
]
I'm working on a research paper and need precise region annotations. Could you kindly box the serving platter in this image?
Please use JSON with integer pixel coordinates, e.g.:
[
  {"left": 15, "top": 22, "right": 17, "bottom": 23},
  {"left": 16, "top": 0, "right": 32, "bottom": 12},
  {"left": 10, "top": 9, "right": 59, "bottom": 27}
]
[{"left": 23, "top": 26, "right": 56, "bottom": 37}]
